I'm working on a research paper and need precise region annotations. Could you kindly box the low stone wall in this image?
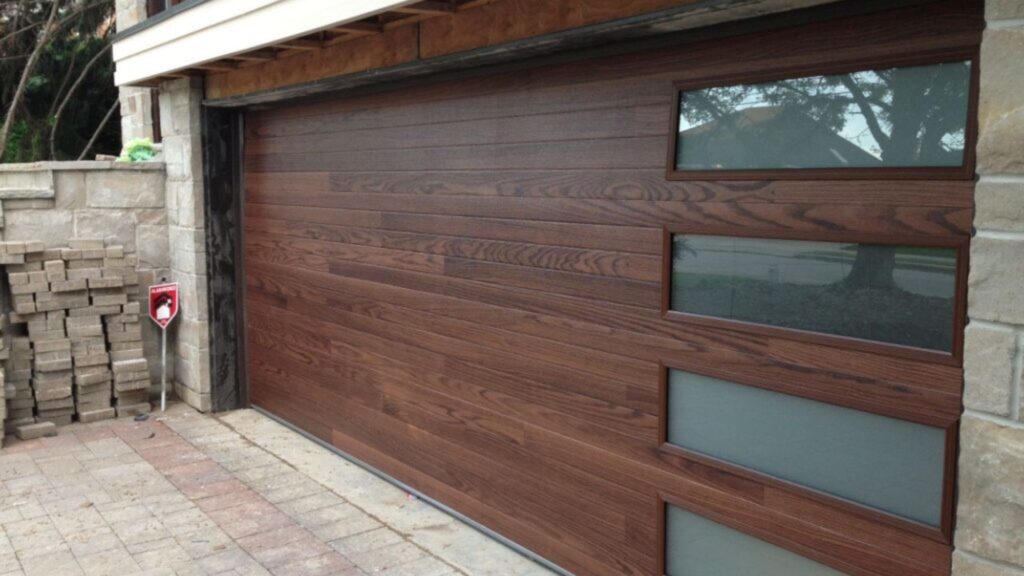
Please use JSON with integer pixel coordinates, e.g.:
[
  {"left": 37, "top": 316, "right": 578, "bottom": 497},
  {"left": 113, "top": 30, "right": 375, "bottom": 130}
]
[{"left": 0, "top": 161, "right": 173, "bottom": 390}]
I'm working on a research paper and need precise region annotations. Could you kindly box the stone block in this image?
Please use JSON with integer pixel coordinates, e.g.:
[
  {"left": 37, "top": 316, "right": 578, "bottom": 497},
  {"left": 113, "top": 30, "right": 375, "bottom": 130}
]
[
  {"left": 166, "top": 179, "right": 204, "bottom": 229},
  {"left": 174, "top": 380, "right": 211, "bottom": 413},
  {"left": 987, "top": 0, "right": 1024, "bottom": 20},
  {"left": 978, "top": 107, "right": 1024, "bottom": 175},
  {"left": 169, "top": 225, "right": 206, "bottom": 253},
  {"left": 980, "top": 28, "right": 1024, "bottom": 134},
  {"left": 15, "top": 422, "right": 56, "bottom": 440},
  {"left": 176, "top": 272, "right": 208, "bottom": 323},
  {"left": 73, "top": 210, "right": 137, "bottom": 252},
  {"left": 86, "top": 170, "right": 165, "bottom": 208},
  {"left": 968, "top": 237, "right": 1024, "bottom": 325},
  {"left": 955, "top": 416, "right": 1024, "bottom": 567},
  {"left": 955, "top": 552, "right": 1024, "bottom": 575},
  {"left": 54, "top": 171, "right": 87, "bottom": 210},
  {"left": 976, "top": 179, "right": 1024, "bottom": 233},
  {"left": 3, "top": 209, "right": 73, "bottom": 248},
  {"left": 137, "top": 224, "right": 170, "bottom": 269},
  {"left": 78, "top": 407, "right": 115, "bottom": 423}
]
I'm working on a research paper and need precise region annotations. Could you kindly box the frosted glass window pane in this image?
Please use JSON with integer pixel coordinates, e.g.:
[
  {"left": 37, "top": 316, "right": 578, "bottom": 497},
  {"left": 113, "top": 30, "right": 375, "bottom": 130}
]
[
  {"left": 667, "top": 370, "right": 947, "bottom": 526},
  {"left": 676, "top": 61, "right": 971, "bottom": 170},
  {"left": 670, "top": 235, "right": 957, "bottom": 351},
  {"left": 665, "top": 506, "right": 847, "bottom": 576}
]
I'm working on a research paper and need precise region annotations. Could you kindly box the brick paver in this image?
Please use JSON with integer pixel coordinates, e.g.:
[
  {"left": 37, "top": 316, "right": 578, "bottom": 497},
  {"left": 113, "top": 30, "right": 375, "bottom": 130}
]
[{"left": 0, "top": 404, "right": 469, "bottom": 576}]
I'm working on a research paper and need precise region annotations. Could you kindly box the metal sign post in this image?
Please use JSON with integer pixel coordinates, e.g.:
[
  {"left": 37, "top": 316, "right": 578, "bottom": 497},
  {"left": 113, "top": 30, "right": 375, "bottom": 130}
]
[{"left": 148, "top": 281, "right": 179, "bottom": 411}]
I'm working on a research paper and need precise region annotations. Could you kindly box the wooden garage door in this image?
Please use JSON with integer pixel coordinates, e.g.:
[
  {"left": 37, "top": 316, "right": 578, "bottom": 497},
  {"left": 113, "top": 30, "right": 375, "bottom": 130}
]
[{"left": 242, "top": 3, "right": 980, "bottom": 575}]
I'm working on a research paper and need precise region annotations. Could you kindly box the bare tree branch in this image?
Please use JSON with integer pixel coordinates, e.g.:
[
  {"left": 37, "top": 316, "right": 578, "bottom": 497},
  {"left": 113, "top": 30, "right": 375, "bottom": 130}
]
[
  {"left": 0, "top": 0, "right": 61, "bottom": 157},
  {"left": 77, "top": 96, "right": 117, "bottom": 160},
  {"left": 49, "top": 41, "right": 111, "bottom": 159},
  {"left": 47, "top": 44, "right": 80, "bottom": 117},
  {"left": 838, "top": 73, "right": 891, "bottom": 153}
]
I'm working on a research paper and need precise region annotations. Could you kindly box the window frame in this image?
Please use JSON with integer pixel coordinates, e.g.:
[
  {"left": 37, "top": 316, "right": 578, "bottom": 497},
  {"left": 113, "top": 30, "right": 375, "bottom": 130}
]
[
  {"left": 656, "top": 362, "right": 959, "bottom": 546},
  {"left": 665, "top": 50, "right": 980, "bottom": 182},
  {"left": 659, "top": 225, "right": 970, "bottom": 366},
  {"left": 657, "top": 495, "right": 884, "bottom": 576}
]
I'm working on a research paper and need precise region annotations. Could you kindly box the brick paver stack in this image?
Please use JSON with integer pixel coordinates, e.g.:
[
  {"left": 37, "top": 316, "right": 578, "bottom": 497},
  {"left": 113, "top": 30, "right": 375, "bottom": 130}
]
[
  {"left": 99, "top": 248, "right": 150, "bottom": 417},
  {"left": 1, "top": 239, "right": 151, "bottom": 436},
  {"left": 4, "top": 337, "right": 33, "bottom": 434}
]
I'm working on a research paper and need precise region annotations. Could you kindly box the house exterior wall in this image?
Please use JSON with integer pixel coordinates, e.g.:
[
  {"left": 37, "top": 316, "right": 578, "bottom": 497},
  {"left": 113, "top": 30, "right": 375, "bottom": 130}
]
[
  {"left": 953, "top": 3, "right": 1024, "bottom": 575},
  {"left": 158, "top": 77, "right": 212, "bottom": 412},
  {"left": 112, "top": 2, "right": 1024, "bottom": 570}
]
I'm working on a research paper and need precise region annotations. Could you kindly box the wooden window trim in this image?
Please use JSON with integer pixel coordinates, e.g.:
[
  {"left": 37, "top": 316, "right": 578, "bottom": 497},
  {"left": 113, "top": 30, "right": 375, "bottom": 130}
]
[
  {"left": 659, "top": 226, "right": 971, "bottom": 367},
  {"left": 655, "top": 362, "right": 959, "bottom": 548},
  {"left": 656, "top": 492, "right": 914, "bottom": 576},
  {"left": 665, "top": 48, "right": 981, "bottom": 182}
]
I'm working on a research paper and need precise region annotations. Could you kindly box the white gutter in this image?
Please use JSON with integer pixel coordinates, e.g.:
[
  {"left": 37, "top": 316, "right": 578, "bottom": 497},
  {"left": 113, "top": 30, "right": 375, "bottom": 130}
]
[{"left": 113, "top": 0, "right": 418, "bottom": 86}]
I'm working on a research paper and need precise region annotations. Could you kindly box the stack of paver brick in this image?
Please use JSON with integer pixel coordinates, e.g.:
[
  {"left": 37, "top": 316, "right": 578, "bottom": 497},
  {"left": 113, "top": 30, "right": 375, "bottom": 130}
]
[
  {"left": 4, "top": 337, "right": 33, "bottom": 434},
  {"left": 1, "top": 239, "right": 151, "bottom": 436}
]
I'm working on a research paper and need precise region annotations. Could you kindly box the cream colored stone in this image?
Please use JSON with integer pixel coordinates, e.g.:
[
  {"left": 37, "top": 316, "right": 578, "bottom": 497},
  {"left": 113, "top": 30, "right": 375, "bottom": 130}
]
[
  {"left": 53, "top": 171, "right": 87, "bottom": 210},
  {"left": 964, "top": 323, "right": 1017, "bottom": 416},
  {"left": 954, "top": 551, "right": 1024, "bottom": 576},
  {"left": 955, "top": 416, "right": 1024, "bottom": 567},
  {"left": 4, "top": 209, "right": 73, "bottom": 248},
  {"left": 968, "top": 237, "right": 1024, "bottom": 325},
  {"left": 136, "top": 224, "right": 170, "bottom": 269},
  {"left": 74, "top": 210, "right": 137, "bottom": 252},
  {"left": 976, "top": 180, "right": 1024, "bottom": 233},
  {"left": 978, "top": 107, "right": 1024, "bottom": 175},
  {"left": 979, "top": 28, "right": 1024, "bottom": 134},
  {"left": 86, "top": 170, "right": 165, "bottom": 208},
  {"left": 987, "top": 0, "right": 1024, "bottom": 22}
]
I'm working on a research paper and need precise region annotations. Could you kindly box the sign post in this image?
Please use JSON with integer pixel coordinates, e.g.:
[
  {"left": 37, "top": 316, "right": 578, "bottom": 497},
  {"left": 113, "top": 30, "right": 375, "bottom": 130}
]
[{"left": 148, "top": 282, "right": 179, "bottom": 411}]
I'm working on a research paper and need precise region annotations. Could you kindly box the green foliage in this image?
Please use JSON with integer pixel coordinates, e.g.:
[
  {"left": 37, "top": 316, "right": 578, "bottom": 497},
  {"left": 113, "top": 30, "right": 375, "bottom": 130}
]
[
  {"left": 1, "top": 1, "right": 120, "bottom": 162},
  {"left": 118, "top": 138, "right": 157, "bottom": 162}
]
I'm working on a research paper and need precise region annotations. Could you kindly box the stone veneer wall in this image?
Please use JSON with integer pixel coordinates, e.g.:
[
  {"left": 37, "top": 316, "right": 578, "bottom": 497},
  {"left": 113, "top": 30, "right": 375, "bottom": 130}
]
[
  {"left": 158, "top": 78, "right": 211, "bottom": 412},
  {"left": 115, "top": 0, "right": 154, "bottom": 143},
  {"left": 953, "top": 2, "right": 1024, "bottom": 575},
  {"left": 116, "top": 0, "right": 212, "bottom": 412},
  {"left": 0, "top": 162, "right": 171, "bottom": 388}
]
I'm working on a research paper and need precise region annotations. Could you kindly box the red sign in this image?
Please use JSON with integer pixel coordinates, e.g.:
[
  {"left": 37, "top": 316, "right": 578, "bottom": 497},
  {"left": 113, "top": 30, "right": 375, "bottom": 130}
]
[{"left": 149, "top": 282, "right": 179, "bottom": 329}]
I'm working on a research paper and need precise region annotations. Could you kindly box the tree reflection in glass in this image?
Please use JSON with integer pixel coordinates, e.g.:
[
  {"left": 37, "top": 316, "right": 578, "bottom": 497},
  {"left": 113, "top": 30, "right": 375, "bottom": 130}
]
[
  {"left": 676, "top": 61, "right": 971, "bottom": 170},
  {"left": 670, "top": 235, "right": 957, "bottom": 351}
]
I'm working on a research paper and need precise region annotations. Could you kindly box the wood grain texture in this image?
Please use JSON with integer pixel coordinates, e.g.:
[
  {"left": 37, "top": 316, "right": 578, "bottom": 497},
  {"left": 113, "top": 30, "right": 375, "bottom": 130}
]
[{"left": 243, "top": 3, "right": 979, "bottom": 575}]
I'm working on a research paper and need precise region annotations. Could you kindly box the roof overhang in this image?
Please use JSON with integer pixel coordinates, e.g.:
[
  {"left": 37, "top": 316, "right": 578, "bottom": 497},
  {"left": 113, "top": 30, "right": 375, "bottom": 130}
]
[{"left": 112, "top": 0, "right": 423, "bottom": 86}]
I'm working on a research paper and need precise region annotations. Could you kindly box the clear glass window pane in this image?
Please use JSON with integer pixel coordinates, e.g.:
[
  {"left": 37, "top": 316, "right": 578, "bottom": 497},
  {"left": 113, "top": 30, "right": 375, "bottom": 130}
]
[
  {"left": 666, "top": 369, "right": 947, "bottom": 526},
  {"left": 670, "top": 235, "right": 957, "bottom": 351},
  {"left": 676, "top": 61, "right": 971, "bottom": 170},
  {"left": 665, "top": 505, "right": 848, "bottom": 576}
]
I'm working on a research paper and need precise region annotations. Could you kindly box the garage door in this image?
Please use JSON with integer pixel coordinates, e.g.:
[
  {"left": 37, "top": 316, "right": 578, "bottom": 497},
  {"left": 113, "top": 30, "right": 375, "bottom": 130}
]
[{"left": 241, "top": 3, "right": 978, "bottom": 575}]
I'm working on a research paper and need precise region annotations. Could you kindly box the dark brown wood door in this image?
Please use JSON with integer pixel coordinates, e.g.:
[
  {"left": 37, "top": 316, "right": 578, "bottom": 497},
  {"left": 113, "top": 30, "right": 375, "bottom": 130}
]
[{"left": 242, "top": 3, "right": 980, "bottom": 574}]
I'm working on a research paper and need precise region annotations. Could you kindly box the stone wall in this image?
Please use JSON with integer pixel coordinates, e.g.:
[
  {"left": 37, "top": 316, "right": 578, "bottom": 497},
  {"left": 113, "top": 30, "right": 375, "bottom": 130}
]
[
  {"left": 114, "top": 0, "right": 211, "bottom": 413},
  {"left": 0, "top": 161, "right": 172, "bottom": 390},
  {"left": 159, "top": 78, "right": 211, "bottom": 412},
  {"left": 116, "top": 0, "right": 154, "bottom": 143},
  {"left": 953, "top": 2, "right": 1024, "bottom": 575}
]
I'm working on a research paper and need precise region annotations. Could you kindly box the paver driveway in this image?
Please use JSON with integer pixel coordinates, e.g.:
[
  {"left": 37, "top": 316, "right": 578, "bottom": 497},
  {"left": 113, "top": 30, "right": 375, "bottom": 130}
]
[{"left": 0, "top": 403, "right": 556, "bottom": 576}]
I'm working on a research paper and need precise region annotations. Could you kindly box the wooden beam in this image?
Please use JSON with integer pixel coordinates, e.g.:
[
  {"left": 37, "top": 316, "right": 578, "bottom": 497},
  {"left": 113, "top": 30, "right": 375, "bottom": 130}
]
[
  {"left": 195, "top": 60, "right": 240, "bottom": 72},
  {"left": 275, "top": 38, "right": 322, "bottom": 51},
  {"left": 230, "top": 48, "right": 278, "bottom": 62},
  {"left": 391, "top": 1, "right": 456, "bottom": 14},
  {"left": 328, "top": 21, "right": 383, "bottom": 36}
]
